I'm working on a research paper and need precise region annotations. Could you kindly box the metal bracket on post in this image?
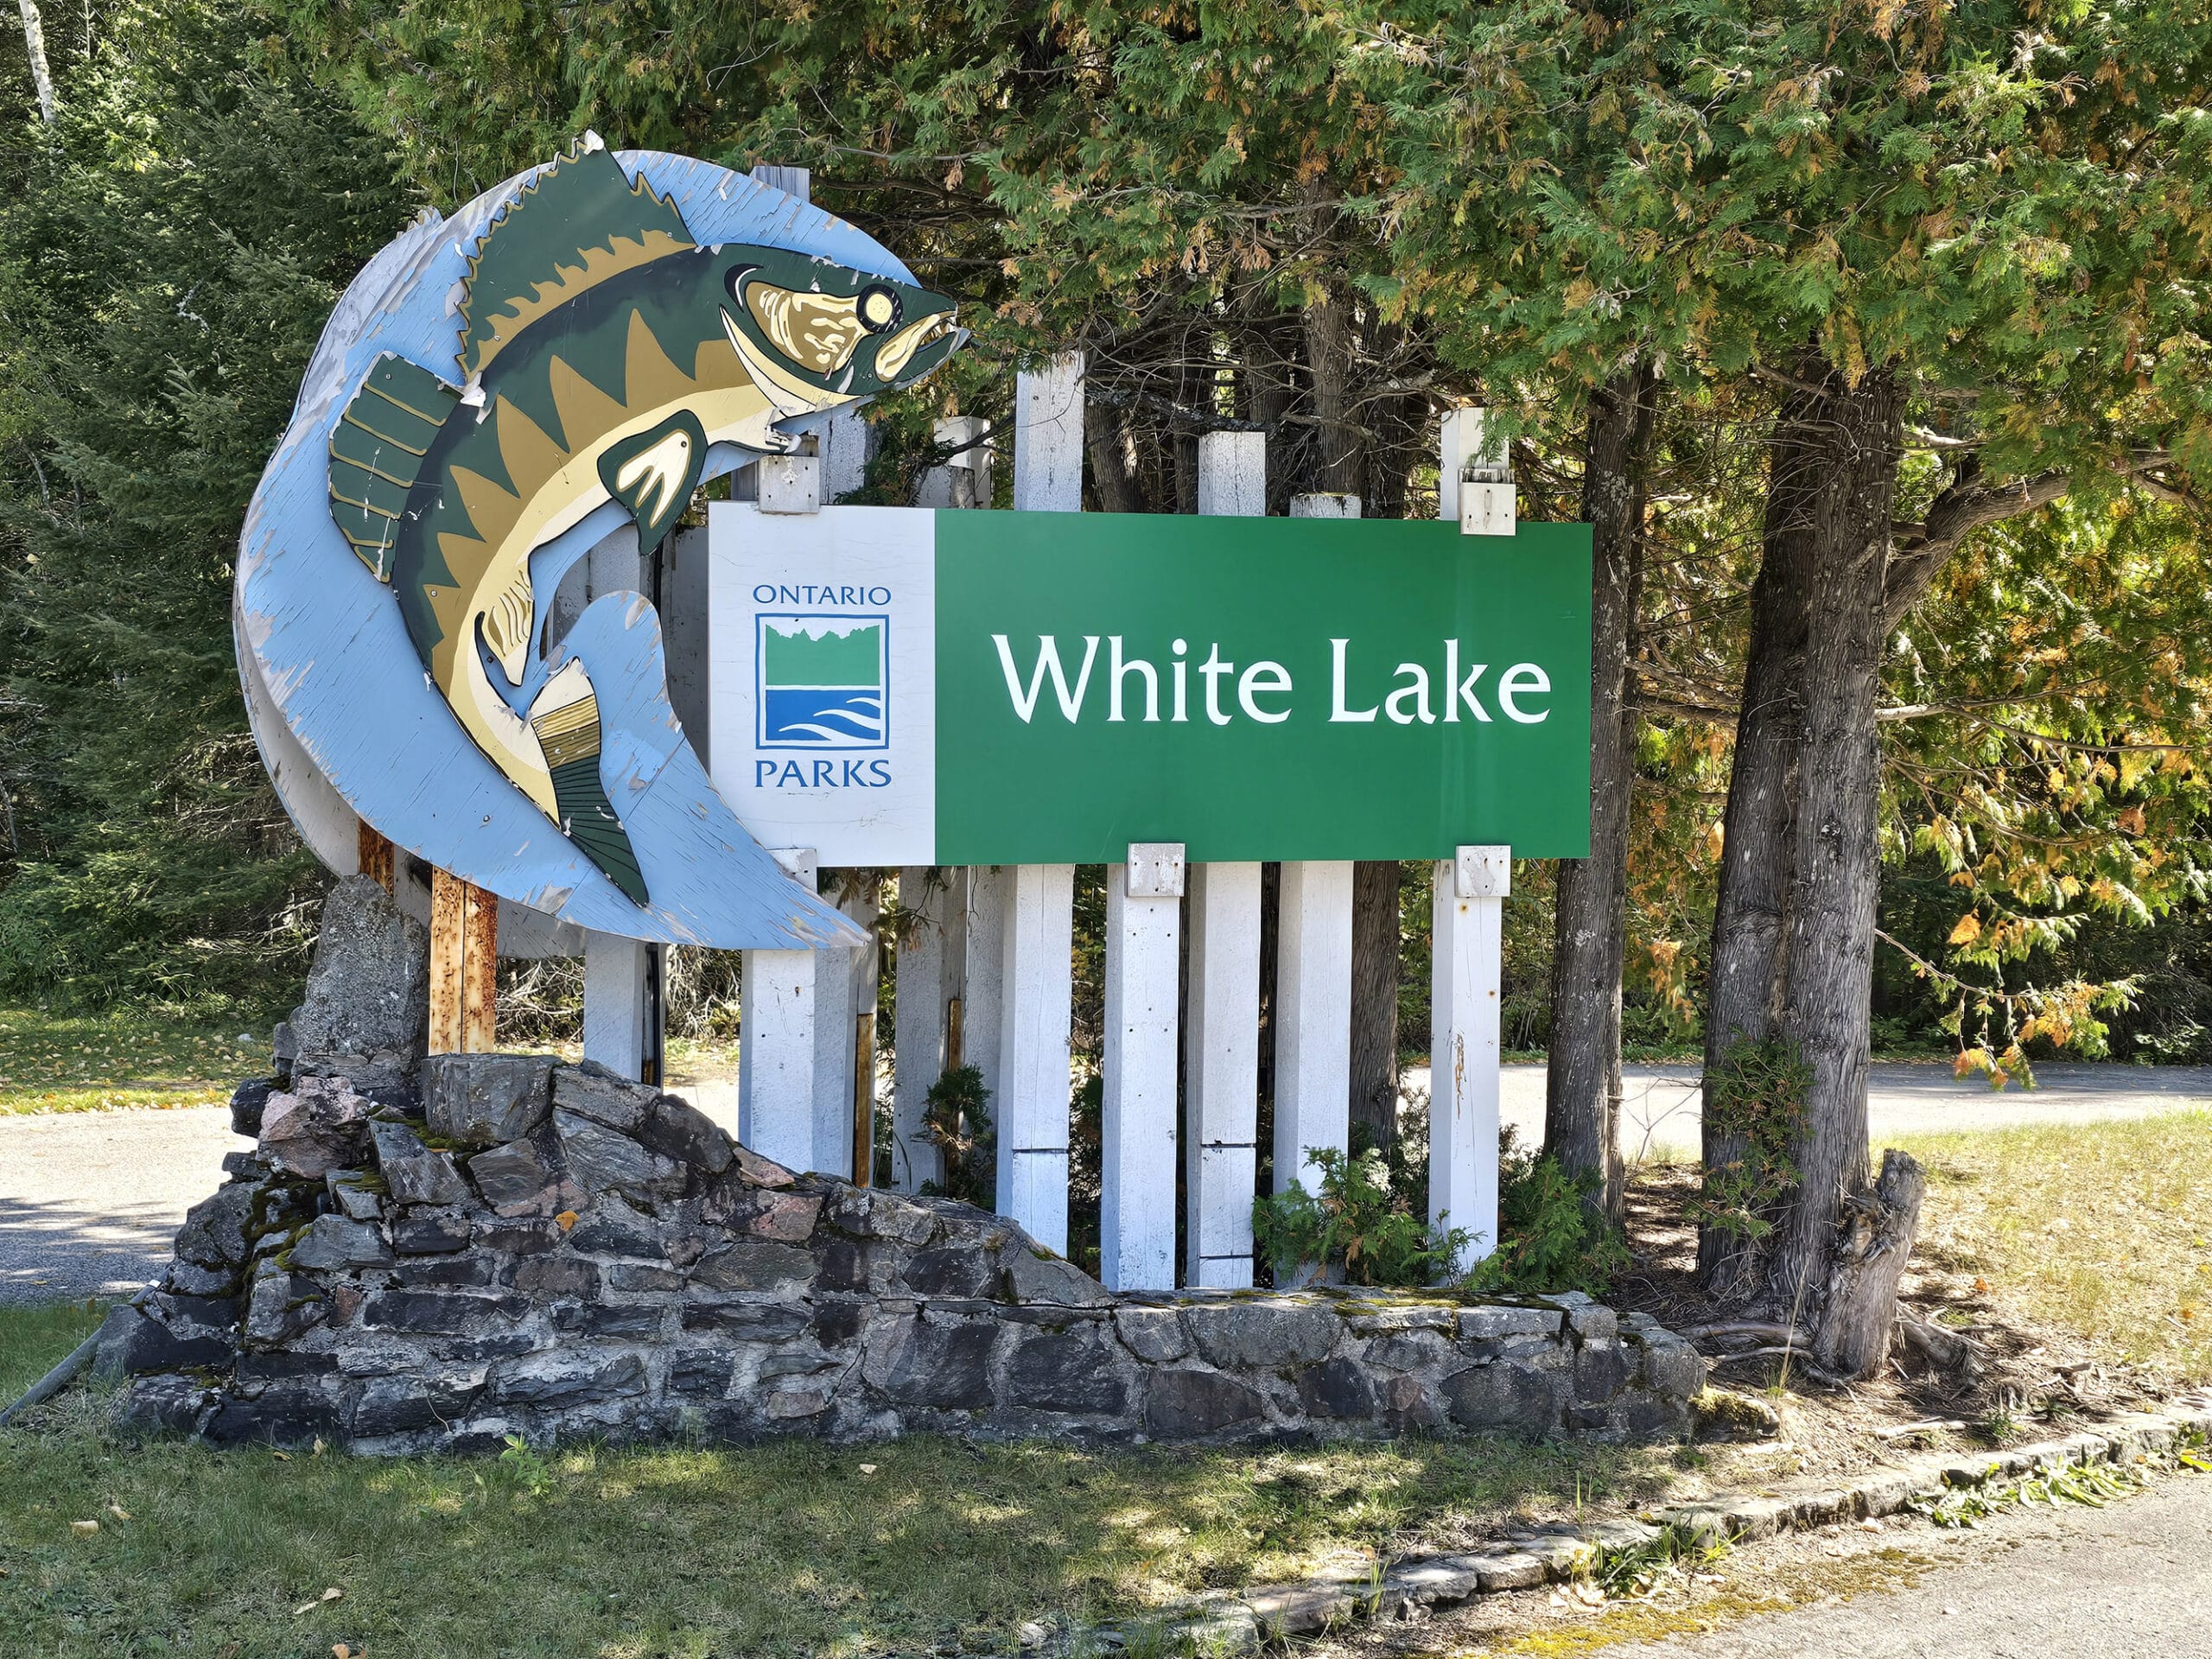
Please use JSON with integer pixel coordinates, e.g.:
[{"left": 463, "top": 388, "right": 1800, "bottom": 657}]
[
  {"left": 1441, "top": 407, "right": 1517, "bottom": 537},
  {"left": 1124, "top": 842, "right": 1186, "bottom": 899},
  {"left": 759, "top": 453, "right": 822, "bottom": 514}
]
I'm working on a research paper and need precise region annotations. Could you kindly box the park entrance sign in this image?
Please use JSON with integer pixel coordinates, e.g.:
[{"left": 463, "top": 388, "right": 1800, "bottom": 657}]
[{"left": 711, "top": 505, "right": 1593, "bottom": 866}]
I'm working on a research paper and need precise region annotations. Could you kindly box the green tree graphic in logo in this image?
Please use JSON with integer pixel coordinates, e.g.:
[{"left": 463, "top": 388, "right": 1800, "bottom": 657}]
[{"left": 759, "top": 616, "right": 887, "bottom": 748}]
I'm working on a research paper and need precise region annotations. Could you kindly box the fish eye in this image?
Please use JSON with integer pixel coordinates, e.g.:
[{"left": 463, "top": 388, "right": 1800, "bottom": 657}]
[{"left": 858, "top": 284, "right": 901, "bottom": 334}]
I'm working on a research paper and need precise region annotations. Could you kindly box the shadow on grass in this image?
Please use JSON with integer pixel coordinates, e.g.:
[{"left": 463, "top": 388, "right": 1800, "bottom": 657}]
[{"left": 0, "top": 1306, "right": 1679, "bottom": 1659}]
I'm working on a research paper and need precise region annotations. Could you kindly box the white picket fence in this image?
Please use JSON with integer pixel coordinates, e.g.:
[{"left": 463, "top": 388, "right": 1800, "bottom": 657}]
[{"left": 598, "top": 352, "right": 1516, "bottom": 1292}]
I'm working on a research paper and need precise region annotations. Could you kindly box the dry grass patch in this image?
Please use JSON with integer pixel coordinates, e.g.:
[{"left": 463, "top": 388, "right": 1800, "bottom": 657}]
[{"left": 1895, "top": 1109, "right": 2212, "bottom": 1387}]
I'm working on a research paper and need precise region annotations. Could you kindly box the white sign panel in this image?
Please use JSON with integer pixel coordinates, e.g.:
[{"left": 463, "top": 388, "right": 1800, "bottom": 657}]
[{"left": 708, "top": 502, "right": 938, "bottom": 866}]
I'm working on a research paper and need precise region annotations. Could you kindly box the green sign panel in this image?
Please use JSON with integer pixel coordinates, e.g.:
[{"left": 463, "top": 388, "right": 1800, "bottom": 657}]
[{"left": 712, "top": 505, "right": 1592, "bottom": 865}]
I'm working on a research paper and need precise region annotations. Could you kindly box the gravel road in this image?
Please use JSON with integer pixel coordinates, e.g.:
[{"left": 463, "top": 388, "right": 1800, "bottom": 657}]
[
  {"left": 1555, "top": 1471, "right": 2212, "bottom": 1657},
  {"left": 3, "top": 1061, "right": 2207, "bottom": 1304}
]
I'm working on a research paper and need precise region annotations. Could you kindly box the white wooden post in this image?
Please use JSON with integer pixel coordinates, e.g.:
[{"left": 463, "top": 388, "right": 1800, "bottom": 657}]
[
  {"left": 740, "top": 849, "right": 819, "bottom": 1169},
  {"left": 963, "top": 865, "right": 1007, "bottom": 1122},
  {"left": 1179, "top": 429, "right": 1269, "bottom": 1287},
  {"left": 1185, "top": 860, "right": 1262, "bottom": 1287},
  {"left": 582, "top": 931, "right": 650, "bottom": 1077},
  {"left": 1101, "top": 844, "right": 1185, "bottom": 1290},
  {"left": 811, "top": 878, "right": 880, "bottom": 1179},
  {"left": 1440, "top": 406, "right": 1516, "bottom": 536},
  {"left": 997, "top": 861, "right": 1075, "bottom": 1251},
  {"left": 988, "top": 352, "right": 1086, "bottom": 1250},
  {"left": 918, "top": 415, "right": 993, "bottom": 507},
  {"left": 1273, "top": 859, "right": 1355, "bottom": 1194},
  {"left": 891, "top": 866, "right": 957, "bottom": 1192},
  {"left": 1431, "top": 847, "right": 1507, "bottom": 1271}
]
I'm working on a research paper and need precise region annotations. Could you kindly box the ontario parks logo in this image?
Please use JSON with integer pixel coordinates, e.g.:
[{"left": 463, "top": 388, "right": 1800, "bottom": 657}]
[{"left": 757, "top": 614, "right": 888, "bottom": 748}]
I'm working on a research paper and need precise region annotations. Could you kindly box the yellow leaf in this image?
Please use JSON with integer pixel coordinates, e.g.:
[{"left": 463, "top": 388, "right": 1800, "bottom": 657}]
[
  {"left": 1948, "top": 912, "right": 1982, "bottom": 945},
  {"left": 556, "top": 1211, "right": 579, "bottom": 1231},
  {"left": 70, "top": 1520, "right": 99, "bottom": 1537}
]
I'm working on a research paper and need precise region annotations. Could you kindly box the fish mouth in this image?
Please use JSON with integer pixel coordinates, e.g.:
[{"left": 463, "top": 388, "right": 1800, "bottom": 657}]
[{"left": 873, "top": 308, "right": 957, "bottom": 384}]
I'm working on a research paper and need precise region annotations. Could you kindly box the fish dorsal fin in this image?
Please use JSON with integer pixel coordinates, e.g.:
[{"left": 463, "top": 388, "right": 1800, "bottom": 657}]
[{"left": 457, "top": 138, "right": 696, "bottom": 380}]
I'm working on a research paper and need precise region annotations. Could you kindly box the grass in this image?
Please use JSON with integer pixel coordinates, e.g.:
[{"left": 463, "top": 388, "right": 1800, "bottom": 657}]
[
  {"left": 0, "top": 1005, "right": 278, "bottom": 1115},
  {"left": 0, "top": 1306, "right": 1681, "bottom": 1659},
  {"left": 1892, "top": 1109, "right": 2212, "bottom": 1386}
]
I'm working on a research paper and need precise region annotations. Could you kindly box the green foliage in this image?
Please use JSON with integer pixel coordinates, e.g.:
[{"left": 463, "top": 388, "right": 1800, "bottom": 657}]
[
  {"left": 918, "top": 1063, "right": 994, "bottom": 1208},
  {"left": 1252, "top": 1147, "right": 1473, "bottom": 1290},
  {"left": 1688, "top": 1037, "right": 1810, "bottom": 1253},
  {"left": 1463, "top": 1132, "right": 1631, "bottom": 1298},
  {"left": 0, "top": 0, "right": 416, "bottom": 1010}
]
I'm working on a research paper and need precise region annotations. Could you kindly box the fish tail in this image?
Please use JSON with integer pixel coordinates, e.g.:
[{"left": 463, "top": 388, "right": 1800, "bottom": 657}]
[
  {"left": 531, "top": 684, "right": 649, "bottom": 905},
  {"left": 327, "top": 354, "right": 460, "bottom": 581}
]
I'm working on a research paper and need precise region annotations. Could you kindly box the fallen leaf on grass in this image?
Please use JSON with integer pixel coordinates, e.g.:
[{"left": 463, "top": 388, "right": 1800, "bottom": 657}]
[
  {"left": 858, "top": 1463, "right": 878, "bottom": 1475},
  {"left": 1572, "top": 1582, "right": 1605, "bottom": 1606},
  {"left": 105, "top": 1503, "right": 131, "bottom": 1522},
  {"left": 70, "top": 1520, "right": 99, "bottom": 1537},
  {"left": 334, "top": 1644, "right": 359, "bottom": 1658},
  {"left": 271, "top": 1451, "right": 292, "bottom": 1462},
  {"left": 295, "top": 1587, "right": 344, "bottom": 1616}
]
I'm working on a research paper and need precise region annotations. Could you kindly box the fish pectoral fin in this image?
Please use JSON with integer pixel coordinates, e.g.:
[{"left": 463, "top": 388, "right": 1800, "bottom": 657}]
[
  {"left": 480, "top": 569, "right": 535, "bottom": 685},
  {"left": 529, "top": 671, "right": 649, "bottom": 906},
  {"left": 598, "top": 411, "right": 708, "bottom": 553}
]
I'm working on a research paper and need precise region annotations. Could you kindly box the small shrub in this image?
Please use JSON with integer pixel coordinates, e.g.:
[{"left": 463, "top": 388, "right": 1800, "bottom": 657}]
[
  {"left": 1463, "top": 1129, "right": 1630, "bottom": 1295},
  {"left": 917, "top": 1063, "right": 994, "bottom": 1207},
  {"left": 1252, "top": 1146, "right": 1475, "bottom": 1288}
]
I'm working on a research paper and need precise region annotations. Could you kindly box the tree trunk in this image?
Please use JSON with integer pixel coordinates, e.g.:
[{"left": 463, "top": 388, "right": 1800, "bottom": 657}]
[
  {"left": 1084, "top": 401, "right": 1145, "bottom": 514},
  {"left": 1767, "top": 367, "right": 1904, "bottom": 1319},
  {"left": 18, "top": 0, "right": 54, "bottom": 124},
  {"left": 1813, "top": 1148, "right": 1925, "bottom": 1377},
  {"left": 1348, "top": 859, "right": 1402, "bottom": 1156},
  {"left": 1695, "top": 357, "right": 1837, "bottom": 1291},
  {"left": 1544, "top": 359, "right": 1657, "bottom": 1219}
]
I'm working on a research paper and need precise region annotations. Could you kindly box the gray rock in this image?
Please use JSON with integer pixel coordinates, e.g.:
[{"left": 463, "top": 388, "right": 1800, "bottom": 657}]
[
  {"left": 424, "top": 1052, "right": 556, "bottom": 1150},
  {"left": 567, "top": 1198, "right": 660, "bottom": 1258},
  {"left": 289, "top": 874, "right": 429, "bottom": 1095},
  {"left": 1636, "top": 1332, "right": 1706, "bottom": 1400},
  {"left": 493, "top": 1351, "right": 648, "bottom": 1407},
  {"left": 467, "top": 1137, "right": 553, "bottom": 1208},
  {"left": 680, "top": 1301, "right": 810, "bottom": 1340},
  {"left": 554, "top": 1109, "right": 684, "bottom": 1201},
  {"left": 555, "top": 1303, "right": 665, "bottom": 1338},
  {"left": 1144, "top": 1368, "right": 1265, "bottom": 1437},
  {"left": 258, "top": 1074, "right": 374, "bottom": 1179},
  {"left": 360, "top": 1290, "right": 525, "bottom": 1335},
  {"left": 1114, "top": 1306, "right": 1189, "bottom": 1361},
  {"left": 391, "top": 1208, "right": 471, "bottom": 1254},
  {"left": 1297, "top": 1356, "right": 1378, "bottom": 1419},
  {"left": 229, "top": 1077, "right": 274, "bottom": 1138},
  {"left": 1001, "top": 1248, "right": 1113, "bottom": 1307},
  {"left": 1363, "top": 1331, "right": 1454, "bottom": 1372},
  {"left": 327, "top": 1173, "right": 384, "bottom": 1223},
  {"left": 607, "top": 1262, "right": 683, "bottom": 1294},
  {"left": 1005, "top": 1329, "right": 1129, "bottom": 1414},
  {"left": 702, "top": 1182, "right": 824, "bottom": 1243},
  {"left": 691, "top": 1240, "right": 815, "bottom": 1295},
  {"left": 385, "top": 1151, "right": 470, "bottom": 1209},
  {"left": 353, "top": 1372, "right": 489, "bottom": 1438},
  {"left": 1573, "top": 1339, "right": 1630, "bottom": 1404},
  {"left": 1471, "top": 1549, "right": 1548, "bottom": 1592},
  {"left": 289, "top": 1215, "right": 392, "bottom": 1272},
  {"left": 1185, "top": 1300, "right": 1340, "bottom": 1368},
  {"left": 1442, "top": 1361, "right": 1563, "bottom": 1432},
  {"left": 877, "top": 1319, "right": 998, "bottom": 1409},
  {"left": 92, "top": 1302, "right": 235, "bottom": 1377},
  {"left": 637, "top": 1093, "right": 734, "bottom": 1173},
  {"left": 1457, "top": 1304, "right": 1560, "bottom": 1343},
  {"left": 669, "top": 1348, "right": 737, "bottom": 1398},
  {"left": 902, "top": 1245, "right": 1001, "bottom": 1299},
  {"left": 173, "top": 1183, "right": 257, "bottom": 1270},
  {"left": 245, "top": 1273, "right": 327, "bottom": 1345},
  {"left": 162, "top": 1257, "right": 240, "bottom": 1297},
  {"left": 552, "top": 1060, "right": 658, "bottom": 1133},
  {"left": 368, "top": 1116, "right": 429, "bottom": 1170},
  {"left": 1567, "top": 1304, "right": 1619, "bottom": 1343},
  {"left": 505, "top": 1256, "right": 599, "bottom": 1298}
]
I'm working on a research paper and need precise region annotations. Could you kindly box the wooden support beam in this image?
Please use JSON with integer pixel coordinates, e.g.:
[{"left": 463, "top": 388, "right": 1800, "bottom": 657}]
[
  {"left": 996, "top": 861, "right": 1075, "bottom": 1252},
  {"left": 429, "top": 868, "right": 497, "bottom": 1054},
  {"left": 356, "top": 820, "right": 395, "bottom": 894},
  {"left": 741, "top": 849, "right": 820, "bottom": 1168},
  {"left": 852, "top": 1011, "right": 878, "bottom": 1186}
]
